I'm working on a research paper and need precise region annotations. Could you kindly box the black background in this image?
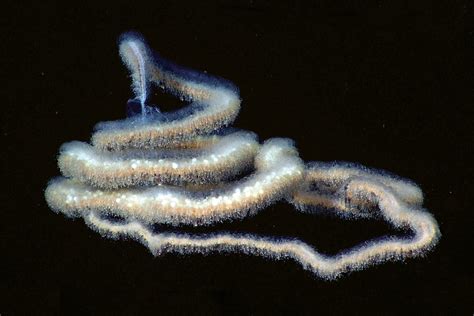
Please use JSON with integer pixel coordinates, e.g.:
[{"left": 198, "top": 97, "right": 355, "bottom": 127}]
[{"left": 2, "top": 1, "right": 472, "bottom": 314}]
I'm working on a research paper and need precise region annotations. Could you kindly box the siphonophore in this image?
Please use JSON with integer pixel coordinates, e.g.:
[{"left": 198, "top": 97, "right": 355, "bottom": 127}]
[{"left": 45, "top": 32, "right": 440, "bottom": 279}]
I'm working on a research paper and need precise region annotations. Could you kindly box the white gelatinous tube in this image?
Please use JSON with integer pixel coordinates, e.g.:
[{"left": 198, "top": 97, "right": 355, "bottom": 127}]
[
  {"left": 93, "top": 36, "right": 241, "bottom": 150},
  {"left": 57, "top": 131, "right": 260, "bottom": 189},
  {"left": 47, "top": 138, "right": 305, "bottom": 225},
  {"left": 83, "top": 177, "right": 439, "bottom": 280},
  {"left": 45, "top": 32, "right": 440, "bottom": 279}
]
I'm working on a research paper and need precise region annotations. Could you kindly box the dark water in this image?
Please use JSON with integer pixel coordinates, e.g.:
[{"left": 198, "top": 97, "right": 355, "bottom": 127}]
[{"left": 3, "top": 1, "right": 471, "bottom": 314}]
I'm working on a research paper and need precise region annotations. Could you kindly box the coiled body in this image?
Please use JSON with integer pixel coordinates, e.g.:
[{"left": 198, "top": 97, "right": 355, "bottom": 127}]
[{"left": 45, "top": 33, "right": 440, "bottom": 279}]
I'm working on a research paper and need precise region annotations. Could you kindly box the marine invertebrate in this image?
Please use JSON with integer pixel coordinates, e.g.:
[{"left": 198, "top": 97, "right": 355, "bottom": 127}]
[{"left": 45, "top": 32, "right": 440, "bottom": 279}]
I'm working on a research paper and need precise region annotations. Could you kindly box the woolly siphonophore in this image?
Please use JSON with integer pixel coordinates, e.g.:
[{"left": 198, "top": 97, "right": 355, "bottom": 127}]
[{"left": 45, "top": 33, "right": 440, "bottom": 279}]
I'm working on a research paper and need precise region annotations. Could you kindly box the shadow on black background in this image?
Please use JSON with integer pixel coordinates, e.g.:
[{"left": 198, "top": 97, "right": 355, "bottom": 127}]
[{"left": 2, "top": 1, "right": 472, "bottom": 314}]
